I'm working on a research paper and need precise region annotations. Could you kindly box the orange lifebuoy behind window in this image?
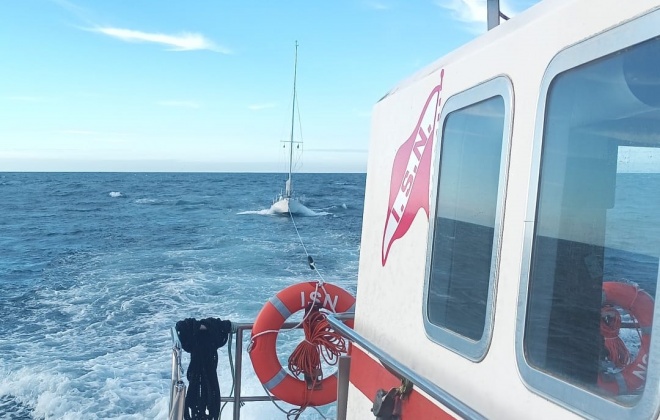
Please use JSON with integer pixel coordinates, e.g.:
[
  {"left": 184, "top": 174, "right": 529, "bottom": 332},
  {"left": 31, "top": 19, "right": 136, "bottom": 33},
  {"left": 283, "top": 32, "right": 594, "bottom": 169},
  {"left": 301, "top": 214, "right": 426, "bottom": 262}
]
[
  {"left": 249, "top": 282, "right": 355, "bottom": 407},
  {"left": 598, "top": 281, "right": 654, "bottom": 395}
]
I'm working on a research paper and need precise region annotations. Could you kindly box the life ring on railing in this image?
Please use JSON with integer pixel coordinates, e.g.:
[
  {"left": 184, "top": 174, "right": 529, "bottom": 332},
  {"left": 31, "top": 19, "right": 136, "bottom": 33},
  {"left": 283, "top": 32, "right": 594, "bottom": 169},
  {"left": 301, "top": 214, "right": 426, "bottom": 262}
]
[
  {"left": 598, "top": 281, "right": 654, "bottom": 395},
  {"left": 249, "top": 281, "right": 355, "bottom": 407}
]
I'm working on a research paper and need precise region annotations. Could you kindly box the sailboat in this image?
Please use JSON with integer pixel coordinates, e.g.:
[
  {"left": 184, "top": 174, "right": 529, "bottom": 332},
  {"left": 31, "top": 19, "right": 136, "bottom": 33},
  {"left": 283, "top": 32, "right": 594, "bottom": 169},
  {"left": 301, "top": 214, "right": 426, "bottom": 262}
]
[{"left": 270, "top": 41, "right": 310, "bottom": 216}]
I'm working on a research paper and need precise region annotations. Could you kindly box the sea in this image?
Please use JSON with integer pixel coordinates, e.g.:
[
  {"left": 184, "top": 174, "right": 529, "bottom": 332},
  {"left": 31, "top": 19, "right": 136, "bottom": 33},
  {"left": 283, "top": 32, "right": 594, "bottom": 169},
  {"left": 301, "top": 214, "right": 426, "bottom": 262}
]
[{"left": 0, "top": 172, "right": 366, "bottom": 420}]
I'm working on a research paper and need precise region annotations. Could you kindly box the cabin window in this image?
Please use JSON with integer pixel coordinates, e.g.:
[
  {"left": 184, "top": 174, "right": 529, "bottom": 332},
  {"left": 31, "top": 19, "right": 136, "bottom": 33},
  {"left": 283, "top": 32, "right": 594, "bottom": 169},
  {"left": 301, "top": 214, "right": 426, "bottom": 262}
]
[
  {"left": 520, "top": 30, "right": 660, "bottom": 418},
  {"left": 424, "top": 77, "right": 511, "bottom": 360}
]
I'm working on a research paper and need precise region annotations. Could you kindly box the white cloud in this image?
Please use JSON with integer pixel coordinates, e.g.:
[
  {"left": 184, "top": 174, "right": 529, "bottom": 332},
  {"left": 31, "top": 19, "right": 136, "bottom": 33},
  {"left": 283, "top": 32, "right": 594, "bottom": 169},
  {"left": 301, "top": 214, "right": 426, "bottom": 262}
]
[
  {"left": 157, "top": 100, "right": 201, "bottom": 109},
  {"left": 92, "top": 27, "right": 231, "bottom": 53},
  {"left": 439, "top": 0, "right": 486, "bottom": 24},
  {"left": 437, "top": 0, "right": 534, "bottom": 32},
  {"left": 364, "top": 1, "right": 391, "bottom": 10},
  {"left": 52, "top": 0, "right": 96, "bottom": 26},
  {"left": 248, "top": 103, "right": 276, "bottom": 111}
]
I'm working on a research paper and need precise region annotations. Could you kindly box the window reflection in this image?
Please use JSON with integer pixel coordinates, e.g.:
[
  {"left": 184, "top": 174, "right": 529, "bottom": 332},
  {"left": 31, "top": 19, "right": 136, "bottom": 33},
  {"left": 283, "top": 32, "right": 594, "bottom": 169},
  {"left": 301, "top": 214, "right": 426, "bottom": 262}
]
[
  {"left": 526, "top": 36, "right": 660, "bottom": 404},
  {"left": 428, "top": 96, "right": 505, "bottom": 341}
]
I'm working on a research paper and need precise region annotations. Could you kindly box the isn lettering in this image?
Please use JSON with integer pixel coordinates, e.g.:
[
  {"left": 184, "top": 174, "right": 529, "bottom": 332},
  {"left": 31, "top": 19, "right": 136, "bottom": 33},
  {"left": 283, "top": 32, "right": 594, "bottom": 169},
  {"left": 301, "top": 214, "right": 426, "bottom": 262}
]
[
  {"left": 381, "top": 70, "right": 445, "bottom": 266},
  {"left": 632, "top": 353, "right": 649, "bottom": 381},
  {"left": 300, "top": 291, "right": 338, "bottom": 312}
]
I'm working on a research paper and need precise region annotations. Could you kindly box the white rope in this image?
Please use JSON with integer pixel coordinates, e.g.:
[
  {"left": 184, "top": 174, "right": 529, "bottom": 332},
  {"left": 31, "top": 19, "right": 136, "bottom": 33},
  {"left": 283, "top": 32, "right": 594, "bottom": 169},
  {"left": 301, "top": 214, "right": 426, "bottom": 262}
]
[
  {"left": 288, "top": 211, "right": 326, "bottom": 285},
  {"left": 260, "top": 382, "right": 331, "bottom": 420},
  {"left": 248, "top": 211, "right": 339, "bottom": 354},
  {"left": 249, "top": 215, "right": 337, "bottom": 418}
]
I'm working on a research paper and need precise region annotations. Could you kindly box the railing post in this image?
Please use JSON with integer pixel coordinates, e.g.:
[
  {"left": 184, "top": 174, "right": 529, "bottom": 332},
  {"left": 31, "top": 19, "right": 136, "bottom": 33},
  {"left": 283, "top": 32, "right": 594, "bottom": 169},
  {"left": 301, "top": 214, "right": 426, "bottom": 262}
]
[
  {"left": 326, "top": 314, "right": 486, "bottom": 420},
  {"left": 208, "top": 320, "right": 358, "bottom": 418},
  {"left": 487, "top": 0, "right": 500, "bottom": 30},
  {"left": 233, "top": 327, "right": 244, "bottom": 420},
  {"left": 336, "top": 355, "right": 351, "bottom": 420}
]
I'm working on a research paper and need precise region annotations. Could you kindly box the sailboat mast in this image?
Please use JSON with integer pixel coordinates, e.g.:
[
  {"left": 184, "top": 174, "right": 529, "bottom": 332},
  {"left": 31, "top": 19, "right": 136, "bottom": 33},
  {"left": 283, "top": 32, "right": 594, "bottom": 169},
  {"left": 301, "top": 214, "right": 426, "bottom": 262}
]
[{"left": 286, "top": 41, "right": 298, "bottom": 197}]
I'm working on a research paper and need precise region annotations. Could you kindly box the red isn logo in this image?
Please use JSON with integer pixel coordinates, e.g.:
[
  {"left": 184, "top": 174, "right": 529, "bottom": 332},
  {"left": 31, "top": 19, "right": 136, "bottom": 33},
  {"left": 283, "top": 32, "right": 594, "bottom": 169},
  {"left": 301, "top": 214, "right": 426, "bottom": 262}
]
[{"left": 381, "top": 70, "right": 444, "bottom": 266}]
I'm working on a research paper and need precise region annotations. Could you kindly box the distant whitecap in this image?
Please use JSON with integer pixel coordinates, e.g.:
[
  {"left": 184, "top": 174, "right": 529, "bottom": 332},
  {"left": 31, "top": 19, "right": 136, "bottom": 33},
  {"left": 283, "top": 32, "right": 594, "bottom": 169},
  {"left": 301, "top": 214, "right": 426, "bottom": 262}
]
[
  {"left": 237, "top": 209, "right": 273, "bottom": 215},
  {"left": 109, "top": 191, "right": 122, "bottom": 198}
]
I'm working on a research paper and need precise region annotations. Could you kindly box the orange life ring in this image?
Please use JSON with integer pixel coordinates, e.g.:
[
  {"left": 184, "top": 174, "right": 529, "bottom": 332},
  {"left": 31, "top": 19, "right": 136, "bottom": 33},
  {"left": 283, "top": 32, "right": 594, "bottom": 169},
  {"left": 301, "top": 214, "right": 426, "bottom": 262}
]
[
  {"left": 249, "top": 282, "right": 355, "bottom": 406},
  {"left": 598, "top": 281, "right": 654, "bottom": 395}
]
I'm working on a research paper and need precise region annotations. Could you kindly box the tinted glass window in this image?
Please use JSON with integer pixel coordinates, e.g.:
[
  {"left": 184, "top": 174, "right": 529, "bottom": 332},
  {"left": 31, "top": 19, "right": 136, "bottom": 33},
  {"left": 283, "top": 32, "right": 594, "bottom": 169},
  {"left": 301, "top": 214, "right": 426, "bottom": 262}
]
[
  {"left": 428, "top": 96, "right": 505, "bottom": 341},
  {"left": 526, "top": 37, "right": 660, "bottom": 404}
]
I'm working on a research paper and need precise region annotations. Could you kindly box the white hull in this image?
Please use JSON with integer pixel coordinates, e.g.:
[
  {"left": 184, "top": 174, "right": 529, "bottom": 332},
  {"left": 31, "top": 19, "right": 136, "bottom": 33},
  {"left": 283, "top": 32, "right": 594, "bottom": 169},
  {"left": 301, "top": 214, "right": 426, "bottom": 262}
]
[
  {"left": 270, "top": 197, "right": 291, "bottom": 214},
  {"left": 270, "top": 197, "right": 311, "bottom": 215},
  {"left": 344, "top": 1, "right": 660, "bottom": 419}
]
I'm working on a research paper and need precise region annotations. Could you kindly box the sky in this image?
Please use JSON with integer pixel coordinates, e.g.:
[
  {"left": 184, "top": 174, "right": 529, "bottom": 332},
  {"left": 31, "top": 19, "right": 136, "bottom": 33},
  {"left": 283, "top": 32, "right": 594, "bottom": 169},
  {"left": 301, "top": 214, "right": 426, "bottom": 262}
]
[{"left": 0, "top": 0, "right": 538, "bottom": 173}]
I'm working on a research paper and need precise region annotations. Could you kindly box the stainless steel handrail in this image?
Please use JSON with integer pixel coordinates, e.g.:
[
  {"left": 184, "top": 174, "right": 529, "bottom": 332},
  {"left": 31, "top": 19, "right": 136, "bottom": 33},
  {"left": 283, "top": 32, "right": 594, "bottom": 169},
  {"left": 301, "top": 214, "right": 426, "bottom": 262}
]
[
  {"left": 174, "top": 312, "right": 482, "bottom": 420},
  {"left": 222, "top": 321, "right": 300, "bottom": 420},
  {"left": 174, "top": 320, "right": 343, "bottom": 420},
  {"left": 326, "top": 314, "right": 487, "bottom": 420}
]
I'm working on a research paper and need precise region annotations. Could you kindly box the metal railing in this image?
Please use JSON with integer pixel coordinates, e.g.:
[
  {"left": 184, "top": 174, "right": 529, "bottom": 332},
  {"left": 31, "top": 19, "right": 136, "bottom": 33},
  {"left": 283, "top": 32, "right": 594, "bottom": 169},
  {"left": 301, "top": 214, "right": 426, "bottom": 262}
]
[
  {"left": 326, "top": 314, "right": 486, "bottom": 420},
  {"left": 171, "top": 313, "right": 484, "bottom": 420},
  {"left": 222, "top": 317, "right": 355, "bottom": 419},
  {"left": 170, "top": 321, "right": 310, "bottom": 420},
  {"left": 222, "top": 322, "right": 273, "bottom": 420}
]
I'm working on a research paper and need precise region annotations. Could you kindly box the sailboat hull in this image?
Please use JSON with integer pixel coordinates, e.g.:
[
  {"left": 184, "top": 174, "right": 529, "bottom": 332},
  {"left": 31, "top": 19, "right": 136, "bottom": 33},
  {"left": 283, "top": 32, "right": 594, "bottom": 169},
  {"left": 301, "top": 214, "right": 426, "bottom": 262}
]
[
  {"left": 270, "top": 197, "right": 311, "bottom": 215},
  {"left": 270, "top": 197, "right": 291, "bottom": 214}
]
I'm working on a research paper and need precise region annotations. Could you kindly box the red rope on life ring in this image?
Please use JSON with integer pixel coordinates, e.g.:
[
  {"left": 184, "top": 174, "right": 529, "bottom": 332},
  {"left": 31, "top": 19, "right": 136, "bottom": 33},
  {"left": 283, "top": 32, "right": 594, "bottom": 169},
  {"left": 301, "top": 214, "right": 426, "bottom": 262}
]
[
  {"left": 249, "top": 282, "right": 355, "bottom": 407},
  {"left": 287, "top": 309, "right": 348, "bottom": 382},
  {"left": 600, "top": 305, "right": 630, "bottom": 368},
  {"left": 598, "top": 281, "right": 654, "bottom": 395}
]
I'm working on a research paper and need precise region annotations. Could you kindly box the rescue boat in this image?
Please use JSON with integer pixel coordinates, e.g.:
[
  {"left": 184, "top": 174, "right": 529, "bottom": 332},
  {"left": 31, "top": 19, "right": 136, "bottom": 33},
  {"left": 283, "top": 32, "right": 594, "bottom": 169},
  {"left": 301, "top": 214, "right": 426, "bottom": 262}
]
[{"left": 170, "top": 0, "right": 660, "bottom": 418}]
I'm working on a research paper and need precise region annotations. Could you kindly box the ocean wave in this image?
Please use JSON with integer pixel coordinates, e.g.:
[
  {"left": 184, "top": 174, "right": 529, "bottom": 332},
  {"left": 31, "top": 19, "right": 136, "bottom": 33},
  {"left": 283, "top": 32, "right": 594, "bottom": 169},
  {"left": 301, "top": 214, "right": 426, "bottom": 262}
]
[
  {"left": 237, "top": 209, "right": 272, "bottom": 216},
  {"left": 1, "top": 172, "right": 365, "bottom": 419},
  {"left": 134, "top": 198, "right": 158, "bottom": 205}
]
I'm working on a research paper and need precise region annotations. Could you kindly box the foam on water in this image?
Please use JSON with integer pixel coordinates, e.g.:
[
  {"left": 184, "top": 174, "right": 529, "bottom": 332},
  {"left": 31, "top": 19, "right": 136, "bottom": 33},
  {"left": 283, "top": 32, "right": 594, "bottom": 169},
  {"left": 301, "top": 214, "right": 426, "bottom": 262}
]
[
  {"left": 238, "top": 207, "right": 330, "bottom": 217},
  {"left": 237, "top": 209, "right": 274, "bottom": 216},
  {"left": 1, "top": 172, "right": 365, "bottom": 419},
  {"left": 135, "top": 198, "right": 158, "bottom": 204}
]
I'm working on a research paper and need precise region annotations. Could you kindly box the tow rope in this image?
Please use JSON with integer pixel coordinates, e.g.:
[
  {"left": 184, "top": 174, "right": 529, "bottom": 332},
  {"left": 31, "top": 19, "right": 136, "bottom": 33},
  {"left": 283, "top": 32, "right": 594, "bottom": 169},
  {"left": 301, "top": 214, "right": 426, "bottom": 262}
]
[
  {"left": 288, "top": 211, "right": 325, "bottom": 282},
  {"left": 175, "top": 317, "right": 233, "bottom": 420},
  {"left": 287, "top": 306, "right": 348, "bottom": 389}
]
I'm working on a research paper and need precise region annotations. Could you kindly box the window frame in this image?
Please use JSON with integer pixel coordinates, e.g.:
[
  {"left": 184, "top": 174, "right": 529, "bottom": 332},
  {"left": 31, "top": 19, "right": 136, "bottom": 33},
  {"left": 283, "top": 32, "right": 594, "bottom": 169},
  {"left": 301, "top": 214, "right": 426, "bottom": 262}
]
[
  {"left": 516, "top": 10, "right": 660, "bottom": 419},
  {"left": 422, "top": 76, "right": 513, "bottom": 361}
]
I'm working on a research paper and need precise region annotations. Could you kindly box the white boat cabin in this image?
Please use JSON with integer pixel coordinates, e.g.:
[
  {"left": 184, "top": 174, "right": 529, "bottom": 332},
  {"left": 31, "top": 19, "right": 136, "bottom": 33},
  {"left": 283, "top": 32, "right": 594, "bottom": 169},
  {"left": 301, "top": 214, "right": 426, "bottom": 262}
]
[{"left": 347, "top": 0, "right": 660, "bottom": 418}]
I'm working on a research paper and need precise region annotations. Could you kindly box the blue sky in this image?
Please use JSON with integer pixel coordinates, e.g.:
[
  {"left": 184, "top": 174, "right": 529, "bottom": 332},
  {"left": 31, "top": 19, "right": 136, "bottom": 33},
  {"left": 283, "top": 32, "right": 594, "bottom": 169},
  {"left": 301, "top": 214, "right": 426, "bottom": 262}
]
[{"left": 1, "top": 0, "right": 537, "bottom": 173}]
